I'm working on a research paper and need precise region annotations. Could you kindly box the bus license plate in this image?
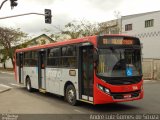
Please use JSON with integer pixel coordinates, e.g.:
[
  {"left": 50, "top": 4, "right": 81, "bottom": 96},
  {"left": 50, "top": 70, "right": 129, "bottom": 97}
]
[{"left": 123, "top": 94, "right": 131, "bottom": 99}]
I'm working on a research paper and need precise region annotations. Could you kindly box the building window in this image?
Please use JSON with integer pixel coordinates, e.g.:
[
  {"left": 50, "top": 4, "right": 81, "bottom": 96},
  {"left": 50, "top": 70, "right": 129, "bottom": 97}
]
[
  {"left": 145, "top": 19, "right": 154, "bottom": 28},
  {"left": 125, "top": 24, "right": 132, "bottom": 31}
]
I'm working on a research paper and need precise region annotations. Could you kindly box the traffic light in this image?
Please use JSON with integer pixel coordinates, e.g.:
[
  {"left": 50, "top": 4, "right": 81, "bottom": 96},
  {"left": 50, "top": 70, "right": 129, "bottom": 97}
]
[
  {"left": 10, "top": 0, "right": 18, "bottom": 9},
  {"left": 45, "top": 9, "right": 52, "bottom": 24}
]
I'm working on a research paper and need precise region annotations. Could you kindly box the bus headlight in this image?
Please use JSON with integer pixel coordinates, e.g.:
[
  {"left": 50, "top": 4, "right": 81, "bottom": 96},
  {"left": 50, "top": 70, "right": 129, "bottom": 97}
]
[
  {"left": 104, "top": 88, "right": 110, "bottom": 94},
  {"left": 98, "top": 84, "right": 103, "bottom": 91},
  {"left": 97, "top": 84, "right": 110, "bottom": 95}
]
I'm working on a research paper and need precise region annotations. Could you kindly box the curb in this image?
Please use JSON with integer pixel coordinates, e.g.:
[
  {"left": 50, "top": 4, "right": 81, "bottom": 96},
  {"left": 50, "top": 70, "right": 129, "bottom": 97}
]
[
  {"left": 0, "top": 84, "right": 12, "bottom": 93},
  {"left": 0, "top": 88, "right": 11, "bottom": 93},
  {"left": 144, "top": 80, "right": 158, "bottom": 83}
]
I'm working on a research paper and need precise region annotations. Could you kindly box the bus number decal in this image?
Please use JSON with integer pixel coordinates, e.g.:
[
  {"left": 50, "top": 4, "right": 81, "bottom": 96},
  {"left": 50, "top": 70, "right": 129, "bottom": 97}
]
[{"left": 48, "top": 69, "right": 62, "bottom": 78}]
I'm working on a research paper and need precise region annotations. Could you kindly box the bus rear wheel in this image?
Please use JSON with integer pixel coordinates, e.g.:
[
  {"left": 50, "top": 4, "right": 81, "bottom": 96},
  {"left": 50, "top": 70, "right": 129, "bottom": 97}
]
[
  {"left": 65, "top": 85, "right": 77, "bottom": 106},
  {"left": 26, "top": 77, "right": 32, "bottom": 92}
]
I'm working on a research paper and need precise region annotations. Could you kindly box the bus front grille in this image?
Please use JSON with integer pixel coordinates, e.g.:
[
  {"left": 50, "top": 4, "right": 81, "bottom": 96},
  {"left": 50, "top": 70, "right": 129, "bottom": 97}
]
[{"left": 111, "top": 90, "right": 140, "bottom": 100}]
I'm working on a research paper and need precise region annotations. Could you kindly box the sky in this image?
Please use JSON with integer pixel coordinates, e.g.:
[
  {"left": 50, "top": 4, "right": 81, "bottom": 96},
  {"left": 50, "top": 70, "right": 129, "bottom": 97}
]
[{"left": 0, "top": 0, "right": 160, "bottom": 37}]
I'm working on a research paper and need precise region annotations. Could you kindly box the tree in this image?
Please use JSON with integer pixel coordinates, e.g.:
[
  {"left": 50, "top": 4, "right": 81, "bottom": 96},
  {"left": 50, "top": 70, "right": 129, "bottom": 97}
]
[
  {"left": 56, "top": 20, "right": 107, "bottom": 39},
  {"left": 0, "top": 27, "right": 27, "bottom": 68},
  {"left": 61, "top": 20, "right": 102, "bottom": 39},
  {"left": 41, "top": 28, "right": 65, "bottom": 41},
  {"left": 61, "top": 21, "right": 83, "bottom": 39},
  {"left": 114, "top": 10, "right": 121, "bottom": 33},
  {"left": 42, "top": 20, "right": 109, "bottom": 40},
  {"left": 0, "top": 48, "right": 8, "bottom": 69}
]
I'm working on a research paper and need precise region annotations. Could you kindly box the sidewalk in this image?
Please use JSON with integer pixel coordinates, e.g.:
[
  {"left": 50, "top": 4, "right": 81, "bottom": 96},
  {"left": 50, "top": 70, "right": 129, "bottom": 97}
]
[
  {"left": 0, "top": 71, "right": 14, "bottom": 75},
  {"left": 0, "top": 68, "right": 14, "bottom": 75},
  {"left": 0, "top": 69, "right": 13, "bottom": 93}
]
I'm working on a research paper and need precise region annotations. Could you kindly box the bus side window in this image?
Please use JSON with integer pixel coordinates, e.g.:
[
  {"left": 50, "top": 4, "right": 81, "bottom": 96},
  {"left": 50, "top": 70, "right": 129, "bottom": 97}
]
[
  {"left": 47, "top": 48, "right": 60, "bottom": 67},
  {"left": 69, "top": 46, "right": 77, "bottom": 68}
]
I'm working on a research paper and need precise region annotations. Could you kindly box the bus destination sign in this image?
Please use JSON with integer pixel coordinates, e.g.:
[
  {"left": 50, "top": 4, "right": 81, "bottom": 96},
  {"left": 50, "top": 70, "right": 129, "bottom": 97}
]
[{"left": 102, "top": 38, "right": 133, "bottom": 45}]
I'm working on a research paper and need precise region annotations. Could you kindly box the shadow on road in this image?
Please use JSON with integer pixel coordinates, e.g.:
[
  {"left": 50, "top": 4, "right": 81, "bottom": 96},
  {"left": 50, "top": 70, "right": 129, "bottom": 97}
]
[
  {"left": 17, "top": 87, "right": 141, "bottom": 113},
  {"left": 78, "top": 102, "right": 140, "bottom": 113}
]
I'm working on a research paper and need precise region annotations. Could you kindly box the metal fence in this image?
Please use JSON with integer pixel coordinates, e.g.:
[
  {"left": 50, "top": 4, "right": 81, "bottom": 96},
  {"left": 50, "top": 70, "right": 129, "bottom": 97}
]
[{"left": 142, "top": 58, "right": 160, "bottom": 80}]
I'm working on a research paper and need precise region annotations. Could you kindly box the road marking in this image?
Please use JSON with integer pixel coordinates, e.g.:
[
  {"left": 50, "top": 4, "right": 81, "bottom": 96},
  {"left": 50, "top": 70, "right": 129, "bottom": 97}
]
[
  {"left": 74, "top": 109, "right": 84, "bottom": 113},
  {"left": 0, "top": 84, "right": 12, "bottom": 89},
  {"left": 9, "top": 83, "right": 23, "bottom": 87}
]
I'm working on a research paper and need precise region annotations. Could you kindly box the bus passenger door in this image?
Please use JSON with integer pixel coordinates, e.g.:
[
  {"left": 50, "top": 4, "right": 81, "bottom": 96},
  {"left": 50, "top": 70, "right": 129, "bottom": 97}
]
[
  {"left": 17, "top": 53, "right": 24, "bottom": 84},
  {"left": 38, "top": 50, "right": 46, "bottom": 90},
  {"left": 79, "top": 46, "right": 94, "bottom": 102}
]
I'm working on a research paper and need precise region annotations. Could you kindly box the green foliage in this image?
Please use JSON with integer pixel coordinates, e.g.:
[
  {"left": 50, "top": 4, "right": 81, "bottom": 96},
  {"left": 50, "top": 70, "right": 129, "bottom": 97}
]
[
  {"left": 62, "top": 22, "right": 83, "bottom": 39},
  {"left": 42, "top": 18, "right": 122, "bottom": 41},
  {"left": 61, "top": 20, "right": 105, "bottom": 39},
  {"left": 0, "top": 49, "right": 8, "bottom": 63},
  {"left": 42, "top": 20, "right": 108, "bottom": 40},
  {"left": 0, "top": 27, "right": 27, "bottom": 67}
]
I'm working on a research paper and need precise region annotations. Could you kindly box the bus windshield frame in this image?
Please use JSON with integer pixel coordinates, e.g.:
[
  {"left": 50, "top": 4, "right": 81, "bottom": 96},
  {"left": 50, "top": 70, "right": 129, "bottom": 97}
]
[{"left": 96, "top": 36, "right": 142, "bottom": 83}]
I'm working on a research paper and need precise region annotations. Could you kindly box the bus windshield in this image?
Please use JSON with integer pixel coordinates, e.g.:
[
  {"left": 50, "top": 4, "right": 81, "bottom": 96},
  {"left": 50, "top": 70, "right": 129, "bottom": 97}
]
[{"left": 97, "top": 48, "right": 142, "bottom": 77}]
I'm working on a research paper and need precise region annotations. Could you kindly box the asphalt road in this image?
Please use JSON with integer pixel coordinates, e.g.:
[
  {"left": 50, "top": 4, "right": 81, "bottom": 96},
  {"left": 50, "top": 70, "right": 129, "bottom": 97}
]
[{"left": 0, "top": 72, "right": 160, "bottom": 119}]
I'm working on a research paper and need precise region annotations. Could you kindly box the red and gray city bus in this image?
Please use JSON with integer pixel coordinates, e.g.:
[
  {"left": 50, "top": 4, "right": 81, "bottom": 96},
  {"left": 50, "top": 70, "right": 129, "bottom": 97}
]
[{"left": 14, "top": 34, "right": 143, "bottom": 105}]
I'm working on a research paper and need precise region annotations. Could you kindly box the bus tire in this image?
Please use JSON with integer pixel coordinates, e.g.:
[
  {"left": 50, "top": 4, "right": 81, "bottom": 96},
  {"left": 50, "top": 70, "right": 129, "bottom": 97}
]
[
  {"left": 26, "top": 77, "right": 33, "bottom": 92},
  {"left": 65, "top": 84, "right": 77, "bottom": 106}
]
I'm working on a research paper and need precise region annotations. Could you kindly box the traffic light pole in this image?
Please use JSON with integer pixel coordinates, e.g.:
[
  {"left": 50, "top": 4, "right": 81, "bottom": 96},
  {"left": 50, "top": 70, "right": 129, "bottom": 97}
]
[
  {"left": 0, "top": 0, "right": 8, "bottom": 10},
  {"left": 0, "top": 13, "right": 46, "bottom": 20},
  {"left": 0, "top": 0, "right": 18, "bottom": 10}
]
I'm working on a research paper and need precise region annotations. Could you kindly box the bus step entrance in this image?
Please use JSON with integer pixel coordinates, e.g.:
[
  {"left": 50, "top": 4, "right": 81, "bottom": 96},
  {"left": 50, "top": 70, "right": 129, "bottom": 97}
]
[{"left": 39, "top": 88, "right": 46, "bottom": 93}]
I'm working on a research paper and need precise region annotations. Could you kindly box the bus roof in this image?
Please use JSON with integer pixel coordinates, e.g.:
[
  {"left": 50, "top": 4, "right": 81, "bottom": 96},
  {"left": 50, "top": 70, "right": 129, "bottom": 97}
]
[
  {"left": 15, "top": 34, "right": 139, "bottom": 53},
  {"left": 15, "top": 35, "right": 97, "bottom": 52}
]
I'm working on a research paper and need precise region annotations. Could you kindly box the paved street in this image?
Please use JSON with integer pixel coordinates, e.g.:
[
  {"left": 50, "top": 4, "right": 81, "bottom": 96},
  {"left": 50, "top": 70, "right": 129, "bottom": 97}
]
[{"left": 0, "top": 72, "right": 160, "bottom": 115}]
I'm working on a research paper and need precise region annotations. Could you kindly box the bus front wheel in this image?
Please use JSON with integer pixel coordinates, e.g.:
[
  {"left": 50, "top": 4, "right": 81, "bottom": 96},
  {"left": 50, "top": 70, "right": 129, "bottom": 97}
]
[
  {"left": 26, "top": 77, "right": 32, "bottom": 92},
  {"left": 65, "top": 85, "right": 77, "bottom": 106}
]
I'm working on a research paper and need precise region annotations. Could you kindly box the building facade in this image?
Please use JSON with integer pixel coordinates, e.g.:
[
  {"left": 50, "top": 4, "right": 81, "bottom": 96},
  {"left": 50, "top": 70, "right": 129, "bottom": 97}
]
[
  {"left": 101, "top": 10, "right": 160, "bottom": 59},
  {"left": 100, "top": 11, "right": 160, "bottom": 80},
  {"left": 100, "top": 19, "right": 121, "bottom": 35},
  {"left": 25, "top": 34, "right": 54, "bottom": 47},
  {"left": 121, "top": 10, "right": 160, "bottom": 58}
]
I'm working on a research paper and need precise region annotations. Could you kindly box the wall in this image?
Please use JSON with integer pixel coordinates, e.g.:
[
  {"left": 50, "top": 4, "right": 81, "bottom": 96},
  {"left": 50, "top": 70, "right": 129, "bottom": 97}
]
[
  {"left": 5, "top": 59, "right": 13, "bottom": 68},
  {"left": 142, "top": 58, "right": 160, "bottom": 80},
  {"left": 29, "top": 36, "right": 52, "bottom": 47},
  {"left": 122, "top": 11, "right": 160, "bottom": 58},
  {"left": 0, "top": 59, "right": 13, "bottom": 69},
  {"left": 100, "top": 19, "right": 122, "bottom": 34}
]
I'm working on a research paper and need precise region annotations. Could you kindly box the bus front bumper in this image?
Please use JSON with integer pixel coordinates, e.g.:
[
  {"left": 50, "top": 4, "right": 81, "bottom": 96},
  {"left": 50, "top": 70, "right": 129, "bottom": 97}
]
[{"left": 93, "top": 81, "right": 144, "bottom": 104}]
